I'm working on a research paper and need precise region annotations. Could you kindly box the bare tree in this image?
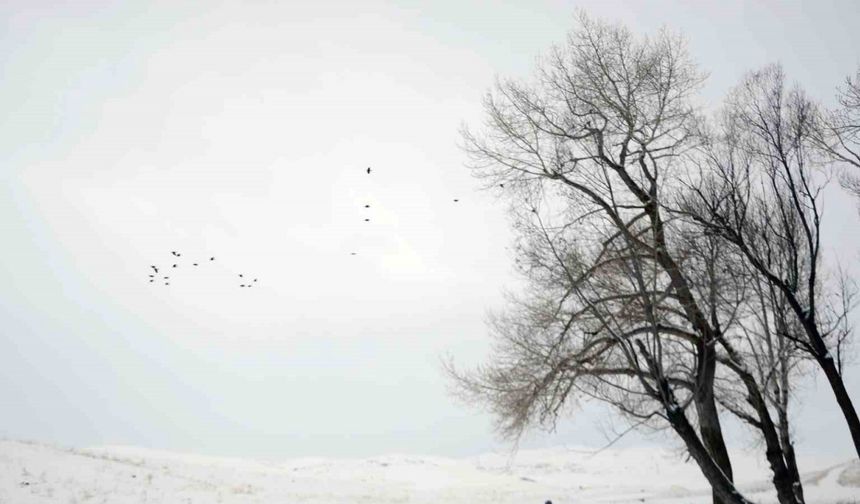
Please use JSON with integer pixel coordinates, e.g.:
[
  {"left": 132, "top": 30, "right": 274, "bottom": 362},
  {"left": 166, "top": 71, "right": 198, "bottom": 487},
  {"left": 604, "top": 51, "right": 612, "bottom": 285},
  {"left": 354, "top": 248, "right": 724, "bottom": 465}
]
[
  {"left": 680, "top": 64, "right": 860, "bottom": 459},
  {"left": 451, "top": 14, "right": 756, "bottom": 504}
]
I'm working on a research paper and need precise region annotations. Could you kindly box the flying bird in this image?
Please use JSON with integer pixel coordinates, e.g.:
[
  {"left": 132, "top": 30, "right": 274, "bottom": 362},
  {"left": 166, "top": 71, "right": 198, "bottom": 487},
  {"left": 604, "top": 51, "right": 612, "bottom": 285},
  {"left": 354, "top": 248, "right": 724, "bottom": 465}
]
[
  {"left": 171, "top": 251, "right": 180, "bottom": 257},
  {"left": 172, "top": 264, "right": 177, "bottom": 268},
  {"left": 453, "top": 199, "right": 459, "bottom": 202},
  {"left": 193, "top": 263, "right": 198, "bottom": 266},
  {"left": 366, "top": 167, "right": 371, "bottom": 174},
  {"left": 150, "top": 265, "right": 159, "bottom": 273},
  {"left": 253, "top": 278, "right": 258, "bottom": 283},
  {"left": 210, "top": 257, "right": 215, "bottom": 261},
  {"left": 364, "top": 204, "right": 370, "bottom": 208},
  {"left": 364, "top": 218, "right": 370, "bottom": 222}
]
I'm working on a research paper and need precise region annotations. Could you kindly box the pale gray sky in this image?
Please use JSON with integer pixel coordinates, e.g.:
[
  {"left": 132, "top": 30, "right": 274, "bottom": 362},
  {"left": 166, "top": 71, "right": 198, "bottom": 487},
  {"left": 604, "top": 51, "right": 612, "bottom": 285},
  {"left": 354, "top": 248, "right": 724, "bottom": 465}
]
[{"left": 1, "top": 0, "right": 859, "bottom": 460}]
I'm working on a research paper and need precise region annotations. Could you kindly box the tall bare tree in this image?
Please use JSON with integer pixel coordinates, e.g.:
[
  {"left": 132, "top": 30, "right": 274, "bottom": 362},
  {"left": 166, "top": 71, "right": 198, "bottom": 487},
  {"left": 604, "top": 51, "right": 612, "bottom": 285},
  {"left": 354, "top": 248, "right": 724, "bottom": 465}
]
[
  {"left": 680, "top": 64, "right": 860, "bottom": 460},
  {"left": 451, "top": 14, "right": 756, "bottom": 504}
]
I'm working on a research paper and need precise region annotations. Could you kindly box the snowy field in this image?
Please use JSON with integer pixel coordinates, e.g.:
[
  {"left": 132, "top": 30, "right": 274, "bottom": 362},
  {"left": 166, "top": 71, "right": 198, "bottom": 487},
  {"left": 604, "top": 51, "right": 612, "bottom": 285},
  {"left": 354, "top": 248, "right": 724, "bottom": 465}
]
[{"left": 0, "top": 439, "right": 856, "bottom": 503}]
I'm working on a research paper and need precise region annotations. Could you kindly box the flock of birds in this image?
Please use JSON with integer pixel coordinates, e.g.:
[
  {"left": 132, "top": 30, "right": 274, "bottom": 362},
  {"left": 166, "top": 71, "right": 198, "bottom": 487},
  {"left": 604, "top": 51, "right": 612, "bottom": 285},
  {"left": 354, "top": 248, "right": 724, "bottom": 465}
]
[
  {"left": 146, "top": 166, "right": 462, "bottom": 288},
  {"left": 148, "top": 251, "right": 258, "bottom": 288}
]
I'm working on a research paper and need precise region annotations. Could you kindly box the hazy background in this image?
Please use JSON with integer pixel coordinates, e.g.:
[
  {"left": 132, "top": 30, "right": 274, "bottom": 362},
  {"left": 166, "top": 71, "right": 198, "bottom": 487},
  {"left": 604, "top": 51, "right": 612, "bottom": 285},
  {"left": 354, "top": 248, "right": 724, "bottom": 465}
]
[{"left": 1, "top": 0, "right": 859, "bottom": 460}]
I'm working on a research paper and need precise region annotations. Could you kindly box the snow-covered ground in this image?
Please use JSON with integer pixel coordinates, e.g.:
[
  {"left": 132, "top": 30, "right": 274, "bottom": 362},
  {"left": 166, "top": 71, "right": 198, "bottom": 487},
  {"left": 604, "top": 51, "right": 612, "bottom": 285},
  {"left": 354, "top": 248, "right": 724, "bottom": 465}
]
[{"left": 0, "top": 439, "right": 856, "bottom": 503}]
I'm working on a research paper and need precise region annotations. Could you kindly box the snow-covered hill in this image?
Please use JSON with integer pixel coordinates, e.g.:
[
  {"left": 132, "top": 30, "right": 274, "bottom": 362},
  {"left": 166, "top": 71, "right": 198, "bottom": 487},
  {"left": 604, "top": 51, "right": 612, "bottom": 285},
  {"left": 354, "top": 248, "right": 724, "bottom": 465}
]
[{"left": 0, "top": 439, "right": 856, "bottom": 503}]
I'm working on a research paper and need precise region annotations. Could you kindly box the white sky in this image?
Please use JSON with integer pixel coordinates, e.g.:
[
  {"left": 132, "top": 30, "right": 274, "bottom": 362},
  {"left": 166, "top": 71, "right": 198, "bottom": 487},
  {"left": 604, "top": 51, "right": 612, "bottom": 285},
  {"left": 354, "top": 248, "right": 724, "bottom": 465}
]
[{"left": 1, "top": 0, "right": 859, "bottom": 460}]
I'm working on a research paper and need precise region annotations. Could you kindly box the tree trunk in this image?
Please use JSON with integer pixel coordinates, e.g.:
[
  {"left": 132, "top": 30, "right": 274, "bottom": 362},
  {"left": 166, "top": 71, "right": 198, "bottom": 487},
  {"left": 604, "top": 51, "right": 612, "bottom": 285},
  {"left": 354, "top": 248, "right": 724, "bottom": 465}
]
[
  {"left": 817, "top": 352, "right": 860, "bottom": 460},
  {"left": 721, "top": 355, "right": 802, "bottom": 504},
  {"left": 777, "top": 360, "right": 805, "bottom": 503},
  {"left": 780, "top": 428, "right": 804, "bottom": 504},
  {"left": 745, "top": 384, "right": 799, "bottom": 504},
  {"left": 636, "top": 340, "right": 750, "bottom": 504},
  {"left": 695, "top": 350, "right": 735, "bottom": 504},
  {"left": 666, "top": 405, "right": 753, "bottom": 504}
]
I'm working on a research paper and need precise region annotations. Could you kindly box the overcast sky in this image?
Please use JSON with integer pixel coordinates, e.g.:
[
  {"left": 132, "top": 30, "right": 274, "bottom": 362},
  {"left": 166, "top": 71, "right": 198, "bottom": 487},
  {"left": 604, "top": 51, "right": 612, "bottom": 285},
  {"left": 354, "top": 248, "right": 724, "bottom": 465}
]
[{"left": 2, "top": 0, "right": 859, "bottom": 461}]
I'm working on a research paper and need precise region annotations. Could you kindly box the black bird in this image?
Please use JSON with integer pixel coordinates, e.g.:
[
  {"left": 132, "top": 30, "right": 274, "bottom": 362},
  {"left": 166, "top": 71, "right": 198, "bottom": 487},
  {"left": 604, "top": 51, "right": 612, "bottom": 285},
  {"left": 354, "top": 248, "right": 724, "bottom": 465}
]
[
  {"left": 172, "top": 264, "right": 178, "bottom": 268},
  {"left": 193, "top": 263, "right": 198, "bottom": 266},
  {"left": 364, "top": 204, "right": 370, "bottom": 208},
  {"left": 165, "top": 282, "right": 170, "bottom": 286},
  {"left": 164, "top": 276, "right": 169, "bottom": 280},
  {"left": 210, "top": 257, "right": 215, "bottom": 261},
  {"left": 239, "top": 274, "right": 243, "bottom": 278},
  {"left": 499, "top": 183, "right": 504, "bottom": 188},
  {"left": 453, "top": 198, "right": 459, "bottom": 202},
  {"left": 240, "top": 284, "right": 245, "bottom": 288},
  {"left": 364, "top": 218, "right": 370, "bottom": 222},
  {"left": 366, "top": 167, "right": 371, "bottom": 174},
  {"left": 149, "top": 280, "right": 154, "bottom": 283},
  {"left": 151, "top": 265, "right": 159, "bottom": 273},
  {"left": 171, "top": 251, "right": 180, "bottom": 257},
  {"left": 253, "top": 278, "right": 258, "bottom": 283},
  {"left": 350, "top": 252, "right": 357, "bottom": 256}
]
